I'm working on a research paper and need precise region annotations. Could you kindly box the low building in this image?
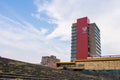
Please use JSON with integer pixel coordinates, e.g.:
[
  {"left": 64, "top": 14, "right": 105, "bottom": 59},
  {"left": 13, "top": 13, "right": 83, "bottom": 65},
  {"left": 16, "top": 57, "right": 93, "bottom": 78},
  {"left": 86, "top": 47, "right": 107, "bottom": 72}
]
[
  {"left": 41, "top": 55, "right": 60, "bottom": 68},
  {"left": 56, "top": 57, "right": 120, "bottom": 71}
]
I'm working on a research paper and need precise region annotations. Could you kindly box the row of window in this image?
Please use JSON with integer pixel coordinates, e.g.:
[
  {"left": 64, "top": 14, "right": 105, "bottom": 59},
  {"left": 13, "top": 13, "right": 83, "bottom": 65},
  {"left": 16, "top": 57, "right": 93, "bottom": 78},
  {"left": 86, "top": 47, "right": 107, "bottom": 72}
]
[
  {"left": 72, "top": 39, "right": 76, "bottom": 42},
  {"left": 72, "top": 29, "right": 76, "bottom": 31},
  {"left": 71, "top": 40, "right": 76, "bottom": 43},
  {"left": 96, "top": 38, "right": 101, "bottom": 44},
  {"left": 71, "top": 50, "right": 76, "bottom": 53},
  {"left": 71, "top": 45, "right": 76, "bottom": 49},
  {"left": 96, "top": 45, "right": 101, "bottom": 50},
  {"left": 72, "top": 43, "right": 76, "bottom": 46},
  {"left": 95, "top": 36, "right": 100, "bottom": 43},
  {"left": 59, "top": 64, "right": 76, "bottom": 67},
  {"left": 71, "top": 53, "right": 76, "bottom": 57},
  {"left": 72, "top": 30, "right": 76, "bottom": 33},
  {"left": 71, "top": 48, "right": 76, "bottom": 51},
  {"left": 95, "top": 26, "right": 100, "bottom": 32},
  {"left": 96, "top": 40, "right": 101, "bottom": 47},
  {"left": 72, "top": 34, "right": 76, "bottom": 37},
  {"left": 96, "top": 51, "right": 101, "bottom": 56},
  {"left": 96, "top": 47, "right": 101, "bottom": 54},
  {"left": 72, "top": 37, "right": 76, "bottom": 40},
  {"left": 88, "top": 38, "right": 101, "bottom": 49},
  {"left": 76, "top": 63, "right": 84, "bottom": 67},
  {"left": 95, "top": 30, "right": 100, "bottom": 36},
  {"left": 95, "top": 35, "right": 100, "bottom": 42},
  {"left": 71, "top": 44, "right": 76, "bottom": 47},
  {"left": 72, "top": 27, "right": 76, "bottom": 29},
  {"left": 96, "top": 44, "right": 101, "bottom": 51}
]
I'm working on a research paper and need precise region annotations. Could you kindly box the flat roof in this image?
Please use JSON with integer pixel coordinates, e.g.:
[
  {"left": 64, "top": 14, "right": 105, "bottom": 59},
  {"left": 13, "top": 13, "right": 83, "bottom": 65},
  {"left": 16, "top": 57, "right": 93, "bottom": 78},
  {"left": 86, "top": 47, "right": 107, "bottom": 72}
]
[
  {"left": 56, "top": 57, "right": 120, "bottom": 64},
  {"left": 75, "top": 57, "right": 120, "bottom": 62},
  {"left": 56, "top": 62, "right": 75, "bottom": 64}
]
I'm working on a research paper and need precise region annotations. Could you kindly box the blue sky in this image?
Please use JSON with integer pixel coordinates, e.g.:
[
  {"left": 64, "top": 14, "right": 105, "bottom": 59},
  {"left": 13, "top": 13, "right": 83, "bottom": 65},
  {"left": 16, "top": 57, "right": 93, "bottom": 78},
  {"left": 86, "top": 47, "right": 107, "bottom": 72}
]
[{"left": 0, "top": 0, "right": 120, "bottom": 63}]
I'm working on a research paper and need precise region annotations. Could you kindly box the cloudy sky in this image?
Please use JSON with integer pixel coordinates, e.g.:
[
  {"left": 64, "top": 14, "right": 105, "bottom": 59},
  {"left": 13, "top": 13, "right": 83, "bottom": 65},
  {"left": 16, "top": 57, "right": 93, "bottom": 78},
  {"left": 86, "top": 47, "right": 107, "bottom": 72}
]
[{"left": 0, "top": 0, "right": 120, "bottom": 63}]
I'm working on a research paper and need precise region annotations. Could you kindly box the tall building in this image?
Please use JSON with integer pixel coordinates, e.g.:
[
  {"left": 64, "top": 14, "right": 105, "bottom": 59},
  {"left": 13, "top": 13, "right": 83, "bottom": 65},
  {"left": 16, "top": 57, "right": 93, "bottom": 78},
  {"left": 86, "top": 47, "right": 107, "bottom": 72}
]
[
  {"left": 71, "top": 17, "right": 101, "bottom": 61},
  {"left": 41, "top": 55, "right": 60, "bottom": 68}
]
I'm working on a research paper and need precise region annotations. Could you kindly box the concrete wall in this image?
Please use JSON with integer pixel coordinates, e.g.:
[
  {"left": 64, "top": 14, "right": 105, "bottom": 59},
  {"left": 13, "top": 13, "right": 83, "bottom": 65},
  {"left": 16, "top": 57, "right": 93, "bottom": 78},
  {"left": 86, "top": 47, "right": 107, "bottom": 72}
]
[{"left": 76, "top": 60, "right": 120, "bottom": 70}]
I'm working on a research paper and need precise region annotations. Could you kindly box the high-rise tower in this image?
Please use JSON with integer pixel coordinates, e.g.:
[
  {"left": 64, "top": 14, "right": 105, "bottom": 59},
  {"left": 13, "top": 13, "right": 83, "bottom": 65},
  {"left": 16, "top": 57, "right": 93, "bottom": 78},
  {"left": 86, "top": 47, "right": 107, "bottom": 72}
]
[{"left": 71, "top": 17, "right": 101, "bottom": 61}]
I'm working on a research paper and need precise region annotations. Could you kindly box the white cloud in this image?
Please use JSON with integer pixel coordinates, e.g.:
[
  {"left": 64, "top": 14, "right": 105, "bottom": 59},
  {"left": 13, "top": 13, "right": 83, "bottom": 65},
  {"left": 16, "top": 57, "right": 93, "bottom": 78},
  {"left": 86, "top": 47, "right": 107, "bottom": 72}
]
[
  {"left": 33, "top": 0, "right": 112, "bottom": 40},
  {"left": 0, "top": 14, "right": 70, "bottom": 63},
  {"left": 95, "top": 0, "right": 120, "bottom": 56},
  {"left": 33, "top": 0, "right": 120, "bottom": 56}
]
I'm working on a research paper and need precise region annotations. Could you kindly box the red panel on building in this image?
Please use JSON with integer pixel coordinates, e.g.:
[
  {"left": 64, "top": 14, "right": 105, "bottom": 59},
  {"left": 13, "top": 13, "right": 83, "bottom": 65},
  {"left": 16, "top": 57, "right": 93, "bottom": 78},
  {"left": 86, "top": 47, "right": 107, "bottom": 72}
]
[{"left": 76, "top": 17, "right": 90, "bottom": 60}]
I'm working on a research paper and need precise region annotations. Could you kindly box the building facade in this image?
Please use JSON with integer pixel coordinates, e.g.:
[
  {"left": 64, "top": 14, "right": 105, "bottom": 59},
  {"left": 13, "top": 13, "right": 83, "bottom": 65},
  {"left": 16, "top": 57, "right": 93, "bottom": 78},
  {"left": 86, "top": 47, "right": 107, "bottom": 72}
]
[
  {"left": 41, "top": 55, "right": 60, "bottom": 68},
  {"left": 71, "top": 17, "right": 101, "bottom": 61},
  {"left": 56, "top": 57, "right": 120, "bottom": 71}
]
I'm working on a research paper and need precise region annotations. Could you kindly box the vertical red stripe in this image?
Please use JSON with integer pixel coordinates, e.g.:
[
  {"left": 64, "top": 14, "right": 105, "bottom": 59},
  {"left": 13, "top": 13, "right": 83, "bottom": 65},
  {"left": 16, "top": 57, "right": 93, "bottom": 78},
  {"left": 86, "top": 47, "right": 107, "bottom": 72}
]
[{"left": 76, "top": 17, "right": 89, "bottom": 60}]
